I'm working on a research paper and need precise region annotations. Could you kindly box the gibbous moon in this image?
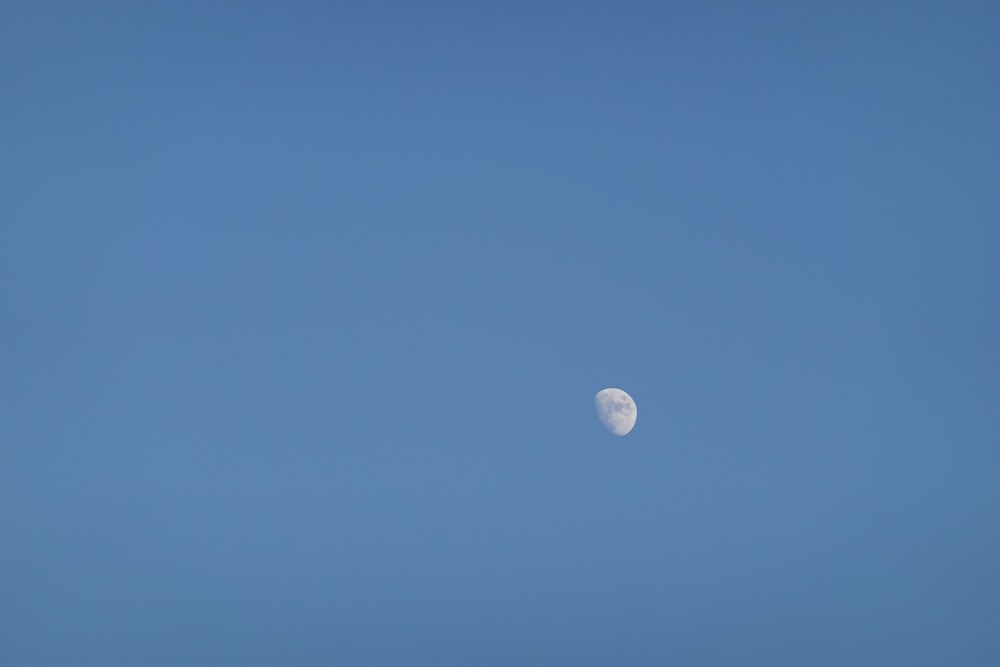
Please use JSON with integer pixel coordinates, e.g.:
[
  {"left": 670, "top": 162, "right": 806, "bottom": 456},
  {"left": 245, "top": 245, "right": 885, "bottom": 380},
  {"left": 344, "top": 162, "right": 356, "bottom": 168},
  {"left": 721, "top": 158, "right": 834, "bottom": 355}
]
[{"left": 595, "top": 388, "right": 637, "bottom": 436}]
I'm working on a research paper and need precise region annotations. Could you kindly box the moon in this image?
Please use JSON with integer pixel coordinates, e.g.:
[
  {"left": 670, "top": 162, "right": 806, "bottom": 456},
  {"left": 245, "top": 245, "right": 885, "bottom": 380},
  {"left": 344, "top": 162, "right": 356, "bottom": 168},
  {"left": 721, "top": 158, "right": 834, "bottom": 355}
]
[{"left": 595, "top": 388, "right": 637, "bottom": 436}]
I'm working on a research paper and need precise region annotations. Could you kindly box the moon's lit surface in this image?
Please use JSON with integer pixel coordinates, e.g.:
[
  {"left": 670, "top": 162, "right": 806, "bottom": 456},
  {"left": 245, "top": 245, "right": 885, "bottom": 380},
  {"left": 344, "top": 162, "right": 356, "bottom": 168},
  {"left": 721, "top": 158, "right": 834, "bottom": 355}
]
[{"left": 595, "top": 388, "right": 638, "bottom": 436}]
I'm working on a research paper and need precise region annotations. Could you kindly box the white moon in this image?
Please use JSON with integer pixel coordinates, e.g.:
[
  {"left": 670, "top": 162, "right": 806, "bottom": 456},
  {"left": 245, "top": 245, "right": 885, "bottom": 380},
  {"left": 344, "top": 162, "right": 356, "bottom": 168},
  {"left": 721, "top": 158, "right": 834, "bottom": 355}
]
[{"left": 595, "top": 388, "right": 637, "bottom": 436}]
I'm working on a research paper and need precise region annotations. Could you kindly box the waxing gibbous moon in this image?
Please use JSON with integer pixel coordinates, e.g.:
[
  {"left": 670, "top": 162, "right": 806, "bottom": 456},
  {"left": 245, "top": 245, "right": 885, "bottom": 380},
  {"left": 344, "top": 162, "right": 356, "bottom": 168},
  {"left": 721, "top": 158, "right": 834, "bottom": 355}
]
[{"left": 595, "top": 388, "right": 637, "bottom": 436}]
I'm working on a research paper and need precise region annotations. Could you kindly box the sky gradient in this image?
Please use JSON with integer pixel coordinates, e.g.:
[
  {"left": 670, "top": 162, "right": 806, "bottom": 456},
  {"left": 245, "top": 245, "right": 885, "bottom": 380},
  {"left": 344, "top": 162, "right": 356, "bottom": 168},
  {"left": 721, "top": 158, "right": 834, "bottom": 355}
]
[{"left": 3, "top": 1, "right": 999, "bottom": 665}]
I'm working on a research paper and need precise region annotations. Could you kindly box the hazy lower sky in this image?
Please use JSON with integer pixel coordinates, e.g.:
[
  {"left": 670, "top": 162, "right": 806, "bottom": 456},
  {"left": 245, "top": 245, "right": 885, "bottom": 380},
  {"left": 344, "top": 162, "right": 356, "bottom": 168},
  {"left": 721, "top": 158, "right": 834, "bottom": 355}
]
[{"left": 3, "top": 2, "right": 999, "bottom": 665}]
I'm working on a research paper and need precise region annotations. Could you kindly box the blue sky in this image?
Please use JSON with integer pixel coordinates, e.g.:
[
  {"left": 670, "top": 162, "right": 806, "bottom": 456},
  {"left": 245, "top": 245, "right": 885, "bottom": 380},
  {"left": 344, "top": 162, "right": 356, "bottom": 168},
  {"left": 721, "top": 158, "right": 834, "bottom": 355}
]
[{"left": 3, "top": 1, "right": 999, "bottom": 664}]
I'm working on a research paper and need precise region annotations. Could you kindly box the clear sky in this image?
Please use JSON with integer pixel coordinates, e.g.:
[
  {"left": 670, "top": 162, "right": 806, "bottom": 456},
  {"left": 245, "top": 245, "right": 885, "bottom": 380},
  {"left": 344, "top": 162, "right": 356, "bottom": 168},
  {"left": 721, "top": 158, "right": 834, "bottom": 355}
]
[{"left": 3, "top": 1, "right": 999, "bottom": 665}]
